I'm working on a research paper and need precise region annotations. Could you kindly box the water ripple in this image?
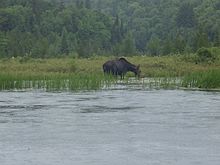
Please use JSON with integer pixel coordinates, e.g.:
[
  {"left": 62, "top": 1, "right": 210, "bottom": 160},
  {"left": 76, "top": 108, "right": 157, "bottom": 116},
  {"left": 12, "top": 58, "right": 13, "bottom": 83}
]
[
  {"left": 0, "top": 104, "right": 46, "bottom": 110},
  {"left": 79, "top": 105, "right": 144, "bottom": 113}
]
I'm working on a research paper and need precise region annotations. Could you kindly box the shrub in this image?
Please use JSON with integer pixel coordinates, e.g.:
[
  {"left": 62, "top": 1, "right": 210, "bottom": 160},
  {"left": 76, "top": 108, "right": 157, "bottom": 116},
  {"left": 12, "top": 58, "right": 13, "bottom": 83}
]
[{"left": 196, "top": 47, "right": 217, "bottom": 63}]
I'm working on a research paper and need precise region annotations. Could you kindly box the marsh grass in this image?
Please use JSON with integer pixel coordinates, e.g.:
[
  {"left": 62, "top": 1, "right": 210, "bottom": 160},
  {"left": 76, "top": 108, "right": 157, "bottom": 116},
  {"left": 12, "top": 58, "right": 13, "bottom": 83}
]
[
  {"left": 0, "top": 72, "right": 115, "bottom": 91},
  {"left": 0, "top": 55, "right": 219, "bottom": 90},
  {"left": 182, "top": 69, "right": 220, "bottom": 89}
]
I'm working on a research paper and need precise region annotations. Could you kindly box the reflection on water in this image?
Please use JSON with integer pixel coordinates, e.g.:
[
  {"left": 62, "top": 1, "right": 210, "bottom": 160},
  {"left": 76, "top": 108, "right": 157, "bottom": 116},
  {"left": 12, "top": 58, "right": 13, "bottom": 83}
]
[{"left": 0, "top": 88, "right": 220, "bottom": 165}]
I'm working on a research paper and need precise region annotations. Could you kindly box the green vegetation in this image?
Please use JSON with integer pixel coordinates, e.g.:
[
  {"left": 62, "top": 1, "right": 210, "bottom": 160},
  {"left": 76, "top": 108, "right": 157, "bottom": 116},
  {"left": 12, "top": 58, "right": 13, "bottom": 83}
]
[
  {"left": 182, "top": 69, "right": 220, "bottom": 89},
  {"left": 0, "top": 72, "right": 115, "bottom": 91},
  {"left": 0, "top": 57, "right": 116, "bottom": 91},
  {"left": 0, "top": 0, "right": 220, "bottom": 90},
  {"left": 0, "top": 56, "right": 219, "bottom": 90},
  {"left": 1, "top": 55, "right": 219, "bottom": 76},
  {"left": 196, "top": 47, "right": 219, "bottom": 63},
  {"left": 0, "top": 0, "right": 220, "bottom": 57}
]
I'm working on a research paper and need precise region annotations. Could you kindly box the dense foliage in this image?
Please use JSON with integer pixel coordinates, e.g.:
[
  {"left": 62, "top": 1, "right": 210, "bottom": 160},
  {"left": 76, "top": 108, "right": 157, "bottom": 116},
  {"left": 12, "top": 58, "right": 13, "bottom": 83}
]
[{"left": 0, "top": 0, "right": 219, "bottom": 58}]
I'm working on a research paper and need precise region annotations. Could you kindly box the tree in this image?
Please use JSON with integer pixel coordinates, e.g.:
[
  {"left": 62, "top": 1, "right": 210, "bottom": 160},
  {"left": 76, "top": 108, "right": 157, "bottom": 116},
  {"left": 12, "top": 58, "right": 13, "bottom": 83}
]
[
  {"left": 32, "top": 37, "right": 49, "bottom": 58},
  {"left": 60, "top": 27, "right": 69, "bottom": 55},
  {"left": 95, "top": 0, "right": 102, "bottom": 12},
  {"left": 0, "top": 1, "right": 7, "bottom": 8},
  {"left": 111, "top": 0, "right": 119, "bottom": 16},
  {"left": 0, "top": 0, "right": 219, "bottom": 58},
  {"left": 0, "top": 8, "right": 16, "bottom": 31},
  {"left": 194, "top": 31, "right": 210, "bottom": 50},
  {"left": 30, "top": 0, "right": 42, "bottom": 23},
  {"left": 76, "top": 0, "right": 84, "bottom": 8},
  {"left": 111, "top": 15, "right": 123, "bottom": 44},
  {"left": 147, "top": 35, "right": 161, "bottom": 56},
  {"left": 85, "top": 0, "right": 91, "bottom": 9},
  {"left": 173, "top": 34, "right": 186, "bottom": 54},
  {"left": 0, "top": 32, "right": 7, "bottom": 57},
  {"left": 77, "top": 40, "right": 92, "bottom": 58},
  {"left": 161, "top": 38, "right": 173, "bottom": 55},
  {"left": 57, "top": 0, "right": 65, "bottom": 10},
  {"left": 213, "top": 29, "right": 220, "bottom": 46},
  {"left": 121, "top": 32, "right": 136, "bottom": 56},
  {"left": 176, "top": 3, "right": 196, "bottom": 28}
]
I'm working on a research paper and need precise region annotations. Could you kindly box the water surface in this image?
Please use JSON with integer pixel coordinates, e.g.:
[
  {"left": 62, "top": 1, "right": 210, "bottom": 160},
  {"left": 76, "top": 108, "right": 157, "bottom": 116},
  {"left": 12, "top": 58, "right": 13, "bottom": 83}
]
[{"left": 0, "top": 88, "right": 220, "bottom": 165}]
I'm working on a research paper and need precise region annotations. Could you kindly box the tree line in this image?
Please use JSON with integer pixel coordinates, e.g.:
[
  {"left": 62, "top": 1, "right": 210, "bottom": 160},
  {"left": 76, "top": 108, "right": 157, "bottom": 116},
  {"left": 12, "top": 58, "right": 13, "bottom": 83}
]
[{"left": 0, "top": 0, "right": 219, "bottom": 58}]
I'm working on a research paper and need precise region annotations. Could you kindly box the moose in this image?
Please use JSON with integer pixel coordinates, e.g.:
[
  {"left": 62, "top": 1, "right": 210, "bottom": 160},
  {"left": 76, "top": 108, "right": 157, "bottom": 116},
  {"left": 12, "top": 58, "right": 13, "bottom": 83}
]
[{"left": 103, "top": 57, "right": 141, "bottom": 79}]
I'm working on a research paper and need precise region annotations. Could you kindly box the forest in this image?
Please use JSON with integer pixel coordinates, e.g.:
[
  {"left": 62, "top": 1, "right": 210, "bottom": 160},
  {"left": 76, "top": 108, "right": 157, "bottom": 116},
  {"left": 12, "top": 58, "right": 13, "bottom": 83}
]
[{"left": 0, "top": 0, "right": 220, "bottom": 58}]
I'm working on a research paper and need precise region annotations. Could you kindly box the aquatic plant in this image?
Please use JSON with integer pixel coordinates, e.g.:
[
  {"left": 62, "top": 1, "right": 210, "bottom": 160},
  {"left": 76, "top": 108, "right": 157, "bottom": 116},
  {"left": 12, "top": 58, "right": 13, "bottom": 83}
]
[
  {"left": 0, "top": 72, "right": 115, "bottom": 91},
  {"left": 182, "top": 69, "right": 220, "bottom": 89}
]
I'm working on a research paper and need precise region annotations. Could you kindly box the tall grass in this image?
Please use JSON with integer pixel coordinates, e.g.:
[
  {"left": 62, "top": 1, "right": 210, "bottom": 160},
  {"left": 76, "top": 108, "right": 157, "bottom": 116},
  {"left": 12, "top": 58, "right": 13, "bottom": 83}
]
[
  {"left": 0, "top": 72, "right": 115, "bottom": 91},
  {"left": 0, "top": 56, "right": 219, "bottom": 90},
  {"left": 182, "top": 69, "right": 220, "bottom": 89}
]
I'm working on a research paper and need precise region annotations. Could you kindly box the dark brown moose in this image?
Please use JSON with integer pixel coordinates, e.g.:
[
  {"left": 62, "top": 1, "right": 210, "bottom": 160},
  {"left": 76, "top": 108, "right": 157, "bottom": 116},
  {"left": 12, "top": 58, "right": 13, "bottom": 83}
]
[{"left": 103, "top": 58, "right": 141, "bottom": 79}]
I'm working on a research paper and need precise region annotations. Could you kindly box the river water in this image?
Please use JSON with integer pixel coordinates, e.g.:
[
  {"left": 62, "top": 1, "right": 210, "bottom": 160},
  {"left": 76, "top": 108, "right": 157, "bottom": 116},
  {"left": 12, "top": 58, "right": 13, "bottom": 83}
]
[{"left": 0, "top": 88, "right": 220, "bottom": 165}]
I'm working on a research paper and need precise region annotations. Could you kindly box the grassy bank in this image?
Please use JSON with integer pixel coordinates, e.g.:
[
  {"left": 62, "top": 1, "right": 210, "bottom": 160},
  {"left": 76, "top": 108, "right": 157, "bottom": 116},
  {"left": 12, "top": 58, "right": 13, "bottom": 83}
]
[{"left": 0, "top": 55, "right": 219, "bottom": 90}]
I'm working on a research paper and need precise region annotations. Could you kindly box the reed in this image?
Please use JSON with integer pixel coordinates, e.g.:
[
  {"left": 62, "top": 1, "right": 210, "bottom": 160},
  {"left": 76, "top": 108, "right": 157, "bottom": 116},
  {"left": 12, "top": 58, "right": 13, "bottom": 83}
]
[
  {"left": 182, "top": 69, "right": 220, "bottom": 89},
  {"left": 0, "top": 72, "right": 115, "bottom": 91}
]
